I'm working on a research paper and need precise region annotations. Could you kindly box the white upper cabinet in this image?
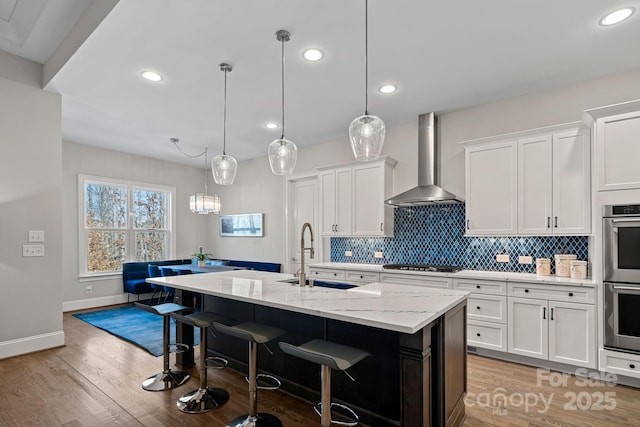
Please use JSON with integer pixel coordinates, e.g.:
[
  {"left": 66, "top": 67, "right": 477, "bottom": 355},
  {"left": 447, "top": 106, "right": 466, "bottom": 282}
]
[
  {"left": 464, "top": 140, "right": 518, "bottom": 235},
  {"left": 584, "top": 101, "right": 640, "bottom": 192},
  {"left": 518, "top": 129, "right": 591, "bottom": 235},
  {"left": 462, "top": 122, "right": 591, "bottom": 236},
  {"left": 318, "top": 157, "right": 396, "bottom": 237}
]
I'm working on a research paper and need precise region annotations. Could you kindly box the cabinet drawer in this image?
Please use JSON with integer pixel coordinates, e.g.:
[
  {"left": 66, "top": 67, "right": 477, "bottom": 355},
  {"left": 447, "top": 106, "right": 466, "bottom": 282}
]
[
  {"left": 468, "top": 295, "right": 507, "bottom": 323},
  {"left": 309, "top": 268, "right": 346, "bottom": 280},
  {"left": 468, "top": 321, "right": 508, "bottom": 352},
  {"left": 345, "top": 270, "right": 380, "bottom": 283},
  {"left": 600, "top": 349, "right": 640, "bottom": 379},
  {"left": 454, "top": 279, "right": 507, "bottom": 295},
  {"left": 508, "top": 282, "right": 595, "bottom": 304},
  {"left": 380, "top": 273, "right": 452, "bottom": 289}
]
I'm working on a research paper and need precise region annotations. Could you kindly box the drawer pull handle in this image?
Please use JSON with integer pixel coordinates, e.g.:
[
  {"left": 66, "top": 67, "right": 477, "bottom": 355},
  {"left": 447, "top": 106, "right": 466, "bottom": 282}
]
[
  {"left": 360, "top": 275, "right": 364, "bottom": 279},
  {"left": 476, "top": 285, "right": 481, "bottom": 289},
  {"left": 476, "top": 306, "right": 481, "bottom": 310},
  {"left": 569, "top": 292, "right": 574, "bottom": 297},
  {"left": 333, "top": 273, "right": 337, "bottom": 276},
  {"left": 476, "top": 333, "right": 481, "bottom": 337},
  {"left": 525, "top": 289, "right": 529, "bottom": 293},
  {"left": 630, "top": 364, "right": 636, "bottom": 369}
]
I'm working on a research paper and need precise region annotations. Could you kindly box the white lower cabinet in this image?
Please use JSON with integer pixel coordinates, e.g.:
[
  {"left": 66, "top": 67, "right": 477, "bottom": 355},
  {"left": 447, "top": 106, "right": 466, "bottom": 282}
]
[
  {"left": 508, "top": 283, "right": 596, "bottom": 369},
  {"left": 380, "top": 272, "right": 452, "bottom": 289},
  {"left": 454, "top": 279, "right": 508, "bottom": 352},
  {"left": 599, "top": 348, "right": 640, "bottom": 379},
  {"left": 308, "top": 267, "right": 346, "bottom": 281},
  {"left": 345, "top": 270, "right": 380, "bottom": 283}
]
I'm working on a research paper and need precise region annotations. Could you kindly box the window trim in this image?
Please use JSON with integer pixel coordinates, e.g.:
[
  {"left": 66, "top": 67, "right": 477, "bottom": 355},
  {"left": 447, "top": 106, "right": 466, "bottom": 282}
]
[{"left": 78, "top": 174, "right": 176, "bottom": 278}]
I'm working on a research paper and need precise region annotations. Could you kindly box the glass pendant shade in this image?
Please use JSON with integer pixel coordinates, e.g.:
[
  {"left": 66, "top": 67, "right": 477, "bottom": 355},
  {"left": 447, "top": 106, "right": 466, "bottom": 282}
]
[
  {"left": 349, "top": 114, "right": 386, "bottom": 161},
  {"left": 189, "top": 193, "right": 221, "bottom": 214},
  {"left": 268, "top": 137, "right": 298, "bottom": 176},
  {"left": 211, "top": 153, "right": 237, "bottom": 185}
]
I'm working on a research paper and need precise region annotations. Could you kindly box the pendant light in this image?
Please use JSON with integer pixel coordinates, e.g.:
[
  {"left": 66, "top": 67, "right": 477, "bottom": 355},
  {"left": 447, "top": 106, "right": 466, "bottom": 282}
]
[
  {"left": 349, "top": 0, "right": 385, "bottom": 161},
  {"left": 170, "top": 137, "right": 221, "bottom": 214},
  {"left": 268, "top": 29, "right": 298, "bottom": 176},
  {"left": 211, "top": 63, "right": 238, "bottom": 185}
]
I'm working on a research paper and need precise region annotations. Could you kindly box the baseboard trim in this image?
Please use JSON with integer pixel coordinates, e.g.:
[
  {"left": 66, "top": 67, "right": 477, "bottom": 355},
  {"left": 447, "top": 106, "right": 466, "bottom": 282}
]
[
  {"left": 63, "top": 294, "right": 134, "bottom": 312},
  {"left": 0, "top": 330, "right": 65, "bottom": 360}
]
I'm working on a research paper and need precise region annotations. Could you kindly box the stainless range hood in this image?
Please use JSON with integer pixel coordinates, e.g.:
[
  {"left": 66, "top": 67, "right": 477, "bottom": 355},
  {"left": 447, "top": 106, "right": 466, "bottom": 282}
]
[{"left": 385, "top": 112, "right": 464, "bottom": 206}]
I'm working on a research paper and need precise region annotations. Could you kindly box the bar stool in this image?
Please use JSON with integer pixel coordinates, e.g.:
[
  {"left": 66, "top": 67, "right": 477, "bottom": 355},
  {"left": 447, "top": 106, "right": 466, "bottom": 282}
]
[
  {"left": 214, "top": 321, "right": 285, "bottom": 427},
  {"left": 170, "top": 311, "right": 230, "bottom": 413},
  {"left": 134, "top": 302, "right": 192, "bottom": 391},
  {"left": 279, "top": 339, "right": 370, "bottom": 427}
]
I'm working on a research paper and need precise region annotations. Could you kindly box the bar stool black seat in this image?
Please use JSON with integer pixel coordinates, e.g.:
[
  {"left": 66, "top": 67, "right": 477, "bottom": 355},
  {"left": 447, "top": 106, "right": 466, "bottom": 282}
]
[
  {"left": 134, "top": 302, "right": 192, "bottom": 391},
  {"left": 279, "top": 339, "right": 370, "bottom": 427},
  {"left": 169, "top": 311, "right": 231, "bottom": 413},
  {"left": 214, "top": 321, "right": 285, "bottom": 427}
]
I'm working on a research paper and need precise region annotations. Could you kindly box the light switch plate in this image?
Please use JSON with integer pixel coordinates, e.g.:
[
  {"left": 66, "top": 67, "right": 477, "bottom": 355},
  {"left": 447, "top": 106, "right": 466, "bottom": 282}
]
[
  {"left": 345, "top": 251, "right": 353, "bottom": 257},
  {"left": 28, "top": 230, "right": 45, "bottom": 242},
  {"left": 519, "top": 256, "right": 533, "bottom": 264},
  {"left": 496, "top": 254, "right": 509, "bottom": 263},
  {"left": 23, "top": 244, "right": 45, "bottom": 257},
  {"left": 374, "top": 251, "right": 383, "bottom": 258}
]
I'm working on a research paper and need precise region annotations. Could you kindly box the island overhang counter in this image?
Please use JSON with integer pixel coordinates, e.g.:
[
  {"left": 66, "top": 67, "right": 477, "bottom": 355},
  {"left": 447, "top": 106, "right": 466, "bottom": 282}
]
[{"left": 147, "top": 270, "right": 468, "bottom": 427}]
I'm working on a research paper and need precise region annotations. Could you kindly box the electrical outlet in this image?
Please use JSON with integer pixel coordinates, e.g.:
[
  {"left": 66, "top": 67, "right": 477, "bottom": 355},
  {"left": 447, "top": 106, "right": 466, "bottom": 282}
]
[
  {"left": 519, "top": 256, "right": 533, "bottom": 264},
  {"left": 374, "top": 251, "right": 383, "bottom": 258},
  {"left": 23, "top": 244, "right": 44, "bottom": 257},
  {"left": 345, "top": 251, "right": 353, "bottom": 257},
  {"left": 28, "top": 230, "right": 45, "bottom": 242},
  {"left": 496, "top": 254, "right": 509, "bottom": 263},
  {"left": 85, "top": 285, "right": 93, "bottom": 293}
]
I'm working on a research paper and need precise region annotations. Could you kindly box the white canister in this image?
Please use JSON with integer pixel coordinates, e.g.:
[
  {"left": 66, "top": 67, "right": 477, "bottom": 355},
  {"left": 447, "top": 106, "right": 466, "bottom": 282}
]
[
  {"left": 536, "top": 258, "right": 551, "bottom": 276},
  {"left": 570, "top": 260, "right": 588, "bottom": 280},
  {"left": 555, "top": 254, "right": 577, "bottom": 277}
]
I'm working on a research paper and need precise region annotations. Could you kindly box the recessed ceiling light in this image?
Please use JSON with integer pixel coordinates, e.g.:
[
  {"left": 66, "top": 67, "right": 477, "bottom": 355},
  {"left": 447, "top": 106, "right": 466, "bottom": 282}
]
[
  {"left": 599, "top": 7, "right": 635, "bottom": 26},
  {"left": 141, "top": 71, "right": 163, "bottom": 82},
  {"left": 303, "top": 48, "right": 324, "bottom": 62},
  {"left": 265, "top": 122, "right": 279, "bottom": 129},
  {"left": 379, "top": 84, "right": 397, "bottom": 94}
]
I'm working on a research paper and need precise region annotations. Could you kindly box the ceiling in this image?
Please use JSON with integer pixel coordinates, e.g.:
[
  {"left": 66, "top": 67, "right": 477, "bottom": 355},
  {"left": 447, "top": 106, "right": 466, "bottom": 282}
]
[{"left": 4, "top": 0, "right": 640, "bottom": 168}]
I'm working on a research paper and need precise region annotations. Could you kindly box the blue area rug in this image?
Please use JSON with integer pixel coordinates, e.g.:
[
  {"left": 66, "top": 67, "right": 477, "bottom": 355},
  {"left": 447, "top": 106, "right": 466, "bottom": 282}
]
[{"left": 73, "top": 305, "right": 199, "bottom": 357}]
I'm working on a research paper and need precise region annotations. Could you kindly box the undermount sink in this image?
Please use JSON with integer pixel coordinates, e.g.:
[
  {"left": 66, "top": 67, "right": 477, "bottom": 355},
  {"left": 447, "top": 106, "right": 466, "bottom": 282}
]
[{"left": 278, "top": 278, "right": 356, "bottom": 289}]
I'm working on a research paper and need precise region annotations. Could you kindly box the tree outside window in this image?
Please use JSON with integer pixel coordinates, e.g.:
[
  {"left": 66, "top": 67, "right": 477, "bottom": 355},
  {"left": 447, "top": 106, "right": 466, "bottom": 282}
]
[{"left": 81, "top": 177, "right": 172, "bottom": 275}]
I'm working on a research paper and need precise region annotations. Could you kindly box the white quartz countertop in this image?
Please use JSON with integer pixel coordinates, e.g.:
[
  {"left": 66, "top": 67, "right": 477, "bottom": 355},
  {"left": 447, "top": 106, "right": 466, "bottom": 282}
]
[
  {"left": 147, "top": 270, "right": 468, "bottom": 334},
  {"left": 308, "top": 262, "right": 597, "bottom": 287}
]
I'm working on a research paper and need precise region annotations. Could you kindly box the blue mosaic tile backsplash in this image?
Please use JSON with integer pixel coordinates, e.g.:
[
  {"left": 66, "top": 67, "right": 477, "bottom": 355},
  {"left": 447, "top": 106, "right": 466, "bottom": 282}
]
[{"left": 330, "top": 204, "right": 589, "bottom": 274}]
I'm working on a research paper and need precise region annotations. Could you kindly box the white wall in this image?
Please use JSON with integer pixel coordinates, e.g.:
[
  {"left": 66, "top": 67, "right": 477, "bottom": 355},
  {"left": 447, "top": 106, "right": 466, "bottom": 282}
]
[
  {"left": 0, "top": 52, "right": 64, "bottom": 358},
  {"left": 62, "top": 142, "right": 212, "bottom": 310}
]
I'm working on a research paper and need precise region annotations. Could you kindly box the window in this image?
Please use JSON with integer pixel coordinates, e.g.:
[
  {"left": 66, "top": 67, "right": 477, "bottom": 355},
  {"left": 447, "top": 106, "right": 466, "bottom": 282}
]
[{"left": 79, "top": 175, "right": 175, "bottom": 276}]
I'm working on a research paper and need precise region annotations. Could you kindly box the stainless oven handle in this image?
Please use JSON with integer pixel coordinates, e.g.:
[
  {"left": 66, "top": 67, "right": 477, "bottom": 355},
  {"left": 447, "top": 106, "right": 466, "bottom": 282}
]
[
  {"left": 612, "top": 218, "right": 640, "bottom": 223},
  {"left": 611, "top": 285, "right": 640, "bottom": 294}
]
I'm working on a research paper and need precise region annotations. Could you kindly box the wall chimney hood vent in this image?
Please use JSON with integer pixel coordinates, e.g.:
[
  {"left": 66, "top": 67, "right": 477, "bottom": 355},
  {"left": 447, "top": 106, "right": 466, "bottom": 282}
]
[{"left": 385, "top": 112, "right": 463, "bottom": 207}]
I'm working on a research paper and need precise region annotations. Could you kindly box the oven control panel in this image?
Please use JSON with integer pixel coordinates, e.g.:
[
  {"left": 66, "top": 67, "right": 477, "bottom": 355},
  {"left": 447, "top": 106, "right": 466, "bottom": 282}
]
[{"left": 604, "top": 204, "right": 640, "bottom": 217}]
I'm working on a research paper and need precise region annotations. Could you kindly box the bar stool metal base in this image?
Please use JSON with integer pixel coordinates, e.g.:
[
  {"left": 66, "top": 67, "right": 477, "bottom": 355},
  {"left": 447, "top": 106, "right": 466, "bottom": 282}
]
[
  {"left": 142, "top": 370, "right": 190, "bottom": 391},
  {"left": 226, "top": 412, "right": 283, "bottom": 427},
  {"left": 314, "top": 402, "right": 359, "bottom": 426},
  {"left": 177, "top": 386, "right": 230, "bottom": 413}
]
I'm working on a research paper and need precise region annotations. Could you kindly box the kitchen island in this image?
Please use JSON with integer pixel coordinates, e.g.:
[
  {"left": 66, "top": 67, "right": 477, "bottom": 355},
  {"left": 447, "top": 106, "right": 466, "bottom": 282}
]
[{"left": 147, "top": 270, "right": 468, "bottom": 427}]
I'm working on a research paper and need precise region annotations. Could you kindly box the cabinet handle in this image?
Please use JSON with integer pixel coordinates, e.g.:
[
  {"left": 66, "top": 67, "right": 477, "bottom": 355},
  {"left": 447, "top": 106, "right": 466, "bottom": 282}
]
[
  {"left": 569, "top": 292, "right": 574, "bottom": 297},
  {"left": 524, "top": 289, "right": 529, "bottom": 293},
  {"left": 547, "top": 217, "right": 551, "bottom": 228},
  {"left": 467, "top": 219, "right": 470, "bottom": 230},
  {"left": 333, "top": 273, "right": 337, "bottom": 276},
  {"left": 476, "top": 285, "right": 481, "bottom": 289},
  {"left": 476, "top": 333, "right": 481, "bottom": 337},
  {"left": 543, "top": 307, "right": 546, "bottom": 319},
  {"left": 554, "top": 216, "right": 558, "bottom": 228},
  {"left": 380, "top": 222, "right": 383, "bottom": 232},
  {"left": 550, "top": 307, "right": 554, "bottom": 321},
  {"left": 360, "top": 275, "right": 364, "bottom": 279},
  {"left": 476, "top": 306, "right": 481, "bottom": 310},
  {"left": 630, "top": 364, "right": 636, "bottom": 369}
]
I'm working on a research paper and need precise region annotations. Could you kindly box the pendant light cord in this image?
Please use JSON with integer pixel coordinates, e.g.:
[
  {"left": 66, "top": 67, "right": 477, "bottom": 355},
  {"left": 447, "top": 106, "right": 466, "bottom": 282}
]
[
  {"left": 364, "top": 0, "right": 369, "bottom": 116},
  {"left": 222, "top": 68, "right": 228, "bottom": 155},
  {"left": 203, "top": 148, "right": 208, "bottom": 194},
  {"left": 280, "top": 35, "right": 286, "bottom": 140}
]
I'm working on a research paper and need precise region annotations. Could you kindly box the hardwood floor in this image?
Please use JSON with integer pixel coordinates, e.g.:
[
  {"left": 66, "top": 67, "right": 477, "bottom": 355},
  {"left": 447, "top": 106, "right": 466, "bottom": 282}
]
[{"left": 1, "top": 308, "right": 640, "bottom": 426}]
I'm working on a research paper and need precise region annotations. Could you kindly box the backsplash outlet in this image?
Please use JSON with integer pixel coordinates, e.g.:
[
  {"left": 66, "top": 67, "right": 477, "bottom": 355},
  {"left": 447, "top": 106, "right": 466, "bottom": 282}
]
[{"left": 330, "top": 204, "right": 589, "bottom": 274}]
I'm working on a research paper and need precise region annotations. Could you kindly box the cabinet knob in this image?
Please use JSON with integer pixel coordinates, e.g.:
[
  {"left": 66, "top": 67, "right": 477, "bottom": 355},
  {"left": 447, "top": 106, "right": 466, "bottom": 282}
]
[
  {"left": 476, "top": 306, "right": 481, "bottom": 310},
  {"left": 476, "top": 285, "right": 481, "bottom": 289},
  {"left": 524, "top": 289, "right": 529, "bottom": 293},
  {"left": 333, "top": 273, "right": 337, "bottom": 276},
  {"left": 631, "top": 364, "right": 636, "bottom": 369},
  {"left": 569, "top": 292, "right": 574, "bottom": 297},
  {"left": 476, "top": 333, "right": 481, "bottom": 337},
  {"left": 360, "top": 275, "right": 364, "bottom": 279}
]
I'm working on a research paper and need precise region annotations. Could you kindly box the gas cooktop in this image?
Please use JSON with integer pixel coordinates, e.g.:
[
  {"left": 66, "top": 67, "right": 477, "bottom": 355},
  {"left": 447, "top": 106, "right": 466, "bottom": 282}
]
[{"left": 382, "top": 264, "right": 463, "bottom": 273}]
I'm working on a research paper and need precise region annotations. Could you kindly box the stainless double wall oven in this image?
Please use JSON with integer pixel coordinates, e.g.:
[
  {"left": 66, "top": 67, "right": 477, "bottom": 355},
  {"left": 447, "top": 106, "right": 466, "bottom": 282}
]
[{"left": 603, "top": 204, "right": 640, "bottom": 353}]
